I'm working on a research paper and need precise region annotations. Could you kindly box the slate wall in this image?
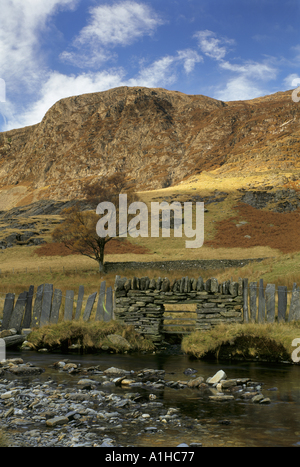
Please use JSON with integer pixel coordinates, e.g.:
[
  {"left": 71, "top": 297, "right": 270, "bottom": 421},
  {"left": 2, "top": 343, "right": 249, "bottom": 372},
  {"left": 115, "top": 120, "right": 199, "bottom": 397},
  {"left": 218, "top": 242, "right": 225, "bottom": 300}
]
[{"left": 114, "top": 276, "right": 244, "bottom": 343}]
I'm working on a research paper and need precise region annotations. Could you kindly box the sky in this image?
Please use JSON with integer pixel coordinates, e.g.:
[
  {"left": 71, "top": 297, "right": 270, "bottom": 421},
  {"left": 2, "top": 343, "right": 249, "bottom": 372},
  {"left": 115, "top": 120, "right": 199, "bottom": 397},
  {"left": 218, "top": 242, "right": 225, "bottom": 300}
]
[{"left": 0, "top": 0, "right": 299, "bottom": 132}]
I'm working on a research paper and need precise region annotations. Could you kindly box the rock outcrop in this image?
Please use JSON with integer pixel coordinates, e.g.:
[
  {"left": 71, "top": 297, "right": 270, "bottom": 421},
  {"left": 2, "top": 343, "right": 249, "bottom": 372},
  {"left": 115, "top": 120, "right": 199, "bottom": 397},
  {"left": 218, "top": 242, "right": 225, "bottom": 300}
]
[{"left": 0, "top": 86, "right": 299, "bottom": 205}]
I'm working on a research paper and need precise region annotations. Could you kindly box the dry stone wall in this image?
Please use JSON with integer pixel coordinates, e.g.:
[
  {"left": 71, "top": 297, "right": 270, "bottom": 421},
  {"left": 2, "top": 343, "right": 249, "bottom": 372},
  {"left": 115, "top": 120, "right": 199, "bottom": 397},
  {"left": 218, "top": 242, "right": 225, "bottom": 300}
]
[{"left": 114, "top": 276, "right": 244, "bottom": 343}]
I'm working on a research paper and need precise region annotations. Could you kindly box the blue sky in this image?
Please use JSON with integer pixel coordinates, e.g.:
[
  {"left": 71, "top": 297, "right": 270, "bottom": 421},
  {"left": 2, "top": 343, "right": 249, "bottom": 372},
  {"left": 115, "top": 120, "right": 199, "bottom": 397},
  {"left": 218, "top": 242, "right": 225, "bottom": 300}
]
[{"left": 0, "top": 0, "right": 299, "bottom": 131}]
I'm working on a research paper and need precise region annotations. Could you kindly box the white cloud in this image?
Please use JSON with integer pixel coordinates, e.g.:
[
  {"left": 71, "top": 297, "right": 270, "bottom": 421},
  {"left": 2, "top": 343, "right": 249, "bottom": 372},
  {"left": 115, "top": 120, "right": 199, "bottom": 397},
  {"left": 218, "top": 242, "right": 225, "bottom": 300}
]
[
  {"left": 194, "top": 30, "right": 234, "bottom": 61},
  {"left": 213, "top": 60, "right": 277, "bottom": 101},
  {"left": 128, "top": 56, "right": 177, "bottom": 88},
  {"left": 283, "top": 73, "right": 300, "bottom": 88},
  {"left": 59, "top": 48, "right": 115, "bottom": 70},
  {"left": 177, "top": 49, "right": 203, "bottom": 73},
  {"left": 60, "top": 1, "right": 165, "bottom": 68},
  {"left": 76, "top": 1, "right": 164, "bottom": 47},
  {"left": 193, "top": 29, "right": 278, "bottom": 101},
  {"left": 0, "top": 0, "right": 78, "bottom": 94},
  {"left": 128, "top": 50, "right": 202, "bottom": 88},
  {"left": 220, "top": 60, "right": 277, "bottom": 81},
  {"left": 214, "top": 76, "right": 269, "bottom": 101}
]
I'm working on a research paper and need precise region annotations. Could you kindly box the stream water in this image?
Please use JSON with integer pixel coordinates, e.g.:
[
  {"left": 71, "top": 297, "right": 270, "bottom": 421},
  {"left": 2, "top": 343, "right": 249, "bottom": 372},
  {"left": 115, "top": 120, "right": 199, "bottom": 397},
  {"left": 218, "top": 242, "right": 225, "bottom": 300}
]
[{"left": 3, "top": 349, "right": 300, "bottom": 447}]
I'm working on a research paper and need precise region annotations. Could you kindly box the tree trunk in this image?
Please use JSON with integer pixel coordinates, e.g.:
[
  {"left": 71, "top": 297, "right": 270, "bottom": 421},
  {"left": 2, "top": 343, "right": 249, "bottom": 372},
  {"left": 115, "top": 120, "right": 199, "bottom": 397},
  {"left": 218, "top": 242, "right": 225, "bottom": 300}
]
[{"left": 98, "top": 240, "right": 106, "bottom": 273}]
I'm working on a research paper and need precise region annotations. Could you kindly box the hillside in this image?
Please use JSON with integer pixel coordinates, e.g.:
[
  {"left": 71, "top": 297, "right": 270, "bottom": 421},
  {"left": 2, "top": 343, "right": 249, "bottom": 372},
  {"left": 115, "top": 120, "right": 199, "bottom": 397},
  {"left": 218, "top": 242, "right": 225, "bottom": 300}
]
[{"left": 0, "top": 86, "right": 299, "bottom": 209}]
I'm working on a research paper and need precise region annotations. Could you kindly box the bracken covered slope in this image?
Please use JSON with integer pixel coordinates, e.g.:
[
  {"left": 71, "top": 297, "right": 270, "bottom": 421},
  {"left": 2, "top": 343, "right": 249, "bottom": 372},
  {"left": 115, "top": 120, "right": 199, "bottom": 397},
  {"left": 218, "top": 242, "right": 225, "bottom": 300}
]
[{"left": 0, "top": 86, "right": 299, "bottom": 204}]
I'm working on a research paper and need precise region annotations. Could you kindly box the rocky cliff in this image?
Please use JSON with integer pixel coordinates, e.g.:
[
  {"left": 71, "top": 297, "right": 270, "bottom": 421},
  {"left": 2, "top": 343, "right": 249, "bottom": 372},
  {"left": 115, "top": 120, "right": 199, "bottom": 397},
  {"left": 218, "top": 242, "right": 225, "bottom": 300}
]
[{"left": 0, "top": 86, "right": 299, "bottom": 206}]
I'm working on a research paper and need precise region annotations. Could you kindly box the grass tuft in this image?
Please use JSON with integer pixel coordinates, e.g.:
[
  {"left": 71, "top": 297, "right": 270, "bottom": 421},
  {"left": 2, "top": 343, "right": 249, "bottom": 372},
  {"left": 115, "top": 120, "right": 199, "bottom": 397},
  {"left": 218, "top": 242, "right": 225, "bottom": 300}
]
[
  {"left": 181, "top": 321, "right": 300, "bottom": 362},
  {"left": 27, "top": 320, "right": 155, "bottom": 353}
]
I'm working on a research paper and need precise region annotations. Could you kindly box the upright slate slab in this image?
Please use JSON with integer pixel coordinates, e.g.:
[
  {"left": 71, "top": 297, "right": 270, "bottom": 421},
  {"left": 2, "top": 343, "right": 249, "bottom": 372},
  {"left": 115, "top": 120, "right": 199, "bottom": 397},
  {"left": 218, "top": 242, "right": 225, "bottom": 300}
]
[
  {"left": 75, "top": 285, "right": 84, "bottom": 320},
  {"left": 265, "top": 284, "right": 276, "bottom": 323},
  {"left": 222, "top": 280, "right": 230, "bottom": 295},
  {"left": 40, "top": 284, "right": 53, "bottom": 327},
  {"left": 278, "top": 285, "right": 287, "bottom": 322},
  {"left": 257, "top": 279, "right": 265, "bottom": 323},
  {"left": 8, "top": 291, "right": 28, "bottom": 333},
  {"left": 50, "top": 289, "right": 62, "bottom": 324},
  {"left": 64, "top": 290, "right": 74, "bottom": 321},
  {"left": 197, "top": 277, "right": 204, "bottom": 292},
  {"left": 22, "top": 285, "right": 34, "bottom": 328},
  {"left": 288, "top": 283, "right": 300, "bottom": 321},
  {"left": 1, "top": 293, "right": 15, "bottom": 330},
  {"left": 95, "top": 281, "right": 106, "bottom": 321},
  {"left": 243, "top": 278, "right": 249, "bottom": 322},
  {"left": 249, "top": 282, "right": 257, "bottom": 322},
  {"left": 104, "top": 286, "right": 113, "bottom": 322},
  {"left": 210, "top": 278, "right": 219, "bottom": 294},
  {"left": 31, "top": 284, "right": 44, "bottom": 328},
  {"left": 83, "top": 292, "right": 97, "bottom": 321}
]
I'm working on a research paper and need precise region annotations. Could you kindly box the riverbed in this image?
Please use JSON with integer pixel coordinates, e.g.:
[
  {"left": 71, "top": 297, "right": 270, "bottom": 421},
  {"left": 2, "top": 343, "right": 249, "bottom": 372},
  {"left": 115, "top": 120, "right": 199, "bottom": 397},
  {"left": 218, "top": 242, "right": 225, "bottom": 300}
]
[{"left": 1, "top": 349, "right": 300, "bottom": 447}]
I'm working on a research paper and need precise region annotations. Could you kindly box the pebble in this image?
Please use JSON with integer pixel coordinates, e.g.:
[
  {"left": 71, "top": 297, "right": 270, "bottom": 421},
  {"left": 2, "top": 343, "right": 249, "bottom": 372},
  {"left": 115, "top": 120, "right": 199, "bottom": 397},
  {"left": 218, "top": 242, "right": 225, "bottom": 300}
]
[{"left": 0, "top": 361, "right": 269, "bottom": 447}]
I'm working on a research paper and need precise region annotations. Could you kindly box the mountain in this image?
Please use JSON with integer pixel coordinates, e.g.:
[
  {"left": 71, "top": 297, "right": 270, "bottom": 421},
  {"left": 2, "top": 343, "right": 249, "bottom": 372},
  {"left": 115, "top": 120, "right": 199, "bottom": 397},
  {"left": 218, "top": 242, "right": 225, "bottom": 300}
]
[{"left": 0, "top": 86, "right": 299, "bottom": 209}]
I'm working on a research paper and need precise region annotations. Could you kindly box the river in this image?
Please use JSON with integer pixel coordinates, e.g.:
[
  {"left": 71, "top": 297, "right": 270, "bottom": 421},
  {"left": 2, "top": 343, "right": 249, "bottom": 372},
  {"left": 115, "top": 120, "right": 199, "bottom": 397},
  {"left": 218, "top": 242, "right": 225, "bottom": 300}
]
[{"left": 3, "top": 349, "right": 300, "bottom": 447}]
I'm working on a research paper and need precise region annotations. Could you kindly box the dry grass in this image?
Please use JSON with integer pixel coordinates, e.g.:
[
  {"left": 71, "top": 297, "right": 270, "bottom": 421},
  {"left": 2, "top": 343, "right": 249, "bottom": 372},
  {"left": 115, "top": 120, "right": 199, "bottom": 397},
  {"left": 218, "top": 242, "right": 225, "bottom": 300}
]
[
  {"left": 0, "top": 172, "right": 300, "bottom": 305},
  {"left": 27, "top": 320, "right": 155, "bottom": 353},
  {"left": 182, "top": 321, "right": 300, "bottom": 362}
]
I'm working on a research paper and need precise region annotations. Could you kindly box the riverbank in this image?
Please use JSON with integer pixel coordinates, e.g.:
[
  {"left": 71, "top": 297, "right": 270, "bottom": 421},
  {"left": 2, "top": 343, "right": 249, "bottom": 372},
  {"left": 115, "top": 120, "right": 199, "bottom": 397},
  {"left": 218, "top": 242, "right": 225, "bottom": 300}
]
[
  {"left": 23, "top": 321, "right": 156, "bottom": 354},
  {"left": 182, "top": 322, "right": 300, "bottom": 363},
  {"left": 20, "top": 321, "right": 300, "bottom": 364}
]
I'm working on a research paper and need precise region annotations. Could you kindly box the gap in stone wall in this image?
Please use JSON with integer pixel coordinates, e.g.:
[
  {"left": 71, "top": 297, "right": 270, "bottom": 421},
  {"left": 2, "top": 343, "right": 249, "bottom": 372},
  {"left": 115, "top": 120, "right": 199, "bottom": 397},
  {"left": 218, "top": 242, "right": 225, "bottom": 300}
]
[{"left": 163, "top": 302, "right": 197, "bottom": 334}]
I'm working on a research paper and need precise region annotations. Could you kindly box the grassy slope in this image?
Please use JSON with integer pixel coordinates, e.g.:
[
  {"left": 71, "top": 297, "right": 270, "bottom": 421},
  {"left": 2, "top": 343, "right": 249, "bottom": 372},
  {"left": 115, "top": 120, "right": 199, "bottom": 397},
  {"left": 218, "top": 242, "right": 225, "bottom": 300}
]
[{"left": 0, "top": 169, "right": 300, "bottom": 321}]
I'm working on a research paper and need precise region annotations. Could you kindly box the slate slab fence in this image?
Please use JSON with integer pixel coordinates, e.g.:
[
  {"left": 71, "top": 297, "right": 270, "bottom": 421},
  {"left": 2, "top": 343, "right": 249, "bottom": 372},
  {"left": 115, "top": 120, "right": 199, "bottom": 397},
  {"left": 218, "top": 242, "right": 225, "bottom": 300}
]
[
  {"left": 242, "top": 278, "right": 299, "bottom": 323},
  {"left": 0, "top": 281, "right": 114, "bottom": 332},
  {"left": 1, "top": 276, "right": 300, "bottom": 336}
]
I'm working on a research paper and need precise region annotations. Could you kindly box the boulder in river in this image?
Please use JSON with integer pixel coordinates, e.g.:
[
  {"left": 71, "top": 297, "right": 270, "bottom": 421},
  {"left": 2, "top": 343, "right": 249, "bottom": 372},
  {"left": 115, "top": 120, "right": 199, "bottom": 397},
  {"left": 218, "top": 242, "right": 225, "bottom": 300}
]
[{"left": 7, "top": 366, "right": 44, "bottom": 376}]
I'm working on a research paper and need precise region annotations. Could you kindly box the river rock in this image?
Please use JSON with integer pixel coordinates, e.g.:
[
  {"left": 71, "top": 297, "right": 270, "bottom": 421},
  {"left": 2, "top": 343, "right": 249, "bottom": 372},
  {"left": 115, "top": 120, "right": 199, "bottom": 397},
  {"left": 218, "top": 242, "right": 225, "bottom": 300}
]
[
  {"left": 187, "top": 376, "right": 204, "bottom": 388},
  {"left": 252, "top": 394, "right": 265, "bottom": 403},
  {"left": 8, "top": 366, "right": 44, "bottom": 376},
  {"left": 121, "top": 379, "right": 136, "bottom": 387},
  {"left": 183, "top": 368, "right": 197, "bottom": 375},
  {"left": 209, "top": 395, "right": 234, "bottom": 401},
  {"left": 103, "top": 367, "right": 131, "bottom": 376},
  {"left": 46, "top": 416, "right": 69, "bottom": 427},
  {"left": 259, "top": 398, "right": 271, "bottom": 404},
  {"left": 219, "top": 379, "right": 237, "bottom": 389},
  {"left": 1, "top": 358, "right": 23, "bottom": 365},
  {"left": 1, "top": 391, "right": 15, "bottom": 399},
  {"left": 0, "top": 358, "right": 268, "bottom": 448},
  {"left": 77, "top": 379, "right": 97, "bottom": 385},
  {"left": 208, "top": 370, "right": 227, "bottom": 385}
]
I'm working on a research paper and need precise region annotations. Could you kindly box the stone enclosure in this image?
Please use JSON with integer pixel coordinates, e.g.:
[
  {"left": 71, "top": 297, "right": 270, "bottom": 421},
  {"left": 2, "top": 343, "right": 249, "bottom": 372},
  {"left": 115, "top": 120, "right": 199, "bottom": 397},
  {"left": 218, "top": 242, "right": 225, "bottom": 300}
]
[
  {"left": 2, "top": 274, "right": 299, "bottom": 348},
  {"left": 114, "top": 276, "right": 244, "bottom": 344}
]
